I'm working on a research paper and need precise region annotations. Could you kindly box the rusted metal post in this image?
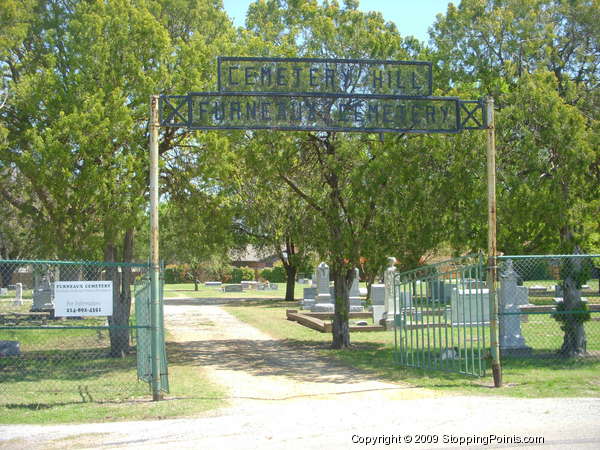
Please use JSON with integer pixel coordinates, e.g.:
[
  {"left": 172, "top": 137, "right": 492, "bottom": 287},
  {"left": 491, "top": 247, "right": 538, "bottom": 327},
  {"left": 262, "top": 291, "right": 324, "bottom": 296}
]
[
  {"left": 486, "top": 96, "right": 502, "bottom": 387},
  {"left": 149, "top": 95, "right": 162, "bottom": 401}
]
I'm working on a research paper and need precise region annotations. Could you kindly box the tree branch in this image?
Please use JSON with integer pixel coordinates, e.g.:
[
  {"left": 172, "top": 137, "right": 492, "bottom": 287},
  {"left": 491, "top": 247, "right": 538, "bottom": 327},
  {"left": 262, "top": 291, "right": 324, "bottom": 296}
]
[{"left": 279, "top": 172, "right": 324, "bottom": 214}]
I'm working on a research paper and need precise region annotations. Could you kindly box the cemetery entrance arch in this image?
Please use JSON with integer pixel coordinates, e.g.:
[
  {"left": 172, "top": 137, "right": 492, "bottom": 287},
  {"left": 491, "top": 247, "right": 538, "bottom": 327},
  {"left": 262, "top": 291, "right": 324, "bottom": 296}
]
[{"left": 151, "top": 56, "right": 501, "bottom": 386}]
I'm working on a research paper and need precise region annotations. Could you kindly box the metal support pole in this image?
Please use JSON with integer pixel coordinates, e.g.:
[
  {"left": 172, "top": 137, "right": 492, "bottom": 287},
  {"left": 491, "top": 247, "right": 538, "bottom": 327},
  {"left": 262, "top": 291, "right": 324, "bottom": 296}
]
[
  {"left": 149, "top": 95, "right": 162, "bottom": 401},
  {"left": 486, "top": 96, "right": 502, "bottom": 387}
]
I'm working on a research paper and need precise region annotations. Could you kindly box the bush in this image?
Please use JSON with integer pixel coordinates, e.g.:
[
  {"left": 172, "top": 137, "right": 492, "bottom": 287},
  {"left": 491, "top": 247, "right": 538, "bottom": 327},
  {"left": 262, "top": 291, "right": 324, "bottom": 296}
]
[
  {"left": 229, "top": 266, "right": 254, "bottom": 283},
  {"left": 260, "top": 268, "right": 272, "bottom": 281},
  {"left": 164, "top": 266, "right": 186, "bottom": 284},
  {"left": 261, "top": 265, "right": 286, "bottom": 283}
]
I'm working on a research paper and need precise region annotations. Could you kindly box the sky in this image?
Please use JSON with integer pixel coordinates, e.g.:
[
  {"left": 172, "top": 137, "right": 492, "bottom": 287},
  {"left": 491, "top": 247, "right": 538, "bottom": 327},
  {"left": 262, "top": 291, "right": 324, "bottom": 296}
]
[{"left": 222, "top": 0, "right": 453, "bottom": 43}]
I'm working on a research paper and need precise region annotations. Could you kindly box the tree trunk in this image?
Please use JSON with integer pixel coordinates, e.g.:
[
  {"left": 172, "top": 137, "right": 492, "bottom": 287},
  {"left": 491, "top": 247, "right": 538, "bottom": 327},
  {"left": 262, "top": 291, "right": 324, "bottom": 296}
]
[
  {"left": 0, "top": 263, "right": 16, "bottom": 288},
  {"left": 331, "top": 266, "right": 352, "bottom": 349},
  {"left": 284, "top": 264, "right": 297, "bottom": 301},
  {"left": 558, "top": 277, "right": 587, "bottom": 357},
  {"left": 107, "top": 229, "right": 134, "bottom": 357}
]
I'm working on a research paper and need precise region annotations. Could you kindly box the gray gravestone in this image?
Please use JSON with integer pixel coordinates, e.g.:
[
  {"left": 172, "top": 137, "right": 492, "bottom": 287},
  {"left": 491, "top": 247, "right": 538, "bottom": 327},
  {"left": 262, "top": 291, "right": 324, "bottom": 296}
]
[
  {"left": 450, "top": 288, "right": 490, "bottom": 325},
  {"left": 14, "top": 282, "right": 23, "bottom": 306},
  {"left": 499, "top": 259, "right": 531, "bottom": 355},
  {"left": 349, "top": 268, "right": 362, "bottom": 308},
  {"left": 301, "top": 287, "right": 317, "bottom": 310},
  {"left": 0, "top": 340, "right": 21, "bottom": 357},
  {"left": 32, "top": 271, "right": 54, "bottom": 311},
  {"left": 223, "top": 284, "right": 243, "bottom": 292},
  {"left": 371, "top": 284, "right": 385, "bottom": 325},
  {"left": 382, "top": 257, "right": 397, "bottom": 327},
  {"left": 315, "top": 262, "right": 331, "bottom": 302}
]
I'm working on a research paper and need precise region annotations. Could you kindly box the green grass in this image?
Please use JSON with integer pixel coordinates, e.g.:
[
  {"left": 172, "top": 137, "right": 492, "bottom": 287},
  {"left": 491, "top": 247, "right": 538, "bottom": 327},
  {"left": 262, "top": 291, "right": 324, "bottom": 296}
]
[
  {"left": 0, "top": 316, "right": 226, "bottom": 424},
  {"left": 223, "top": 300, "right": 600, "bottom": 398}
]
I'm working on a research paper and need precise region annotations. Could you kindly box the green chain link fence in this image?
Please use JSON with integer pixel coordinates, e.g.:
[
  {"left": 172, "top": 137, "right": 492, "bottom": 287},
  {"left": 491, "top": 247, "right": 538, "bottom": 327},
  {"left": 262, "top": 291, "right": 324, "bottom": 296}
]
[
  {"left": 497, "top": 255, "right": 600, "bottom": 364},
  {"left": 0, "top": 260, "right": 168, "bottom": 408}
]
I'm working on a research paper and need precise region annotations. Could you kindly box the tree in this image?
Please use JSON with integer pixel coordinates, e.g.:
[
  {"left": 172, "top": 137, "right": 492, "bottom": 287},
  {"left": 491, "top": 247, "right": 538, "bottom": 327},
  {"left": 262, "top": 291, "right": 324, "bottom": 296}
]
[
  {"left": 430, "top": 0, "right": 599, "bottom": 254},
  {"left": 229, "top": 136, "right": 318, "bottom": 301},
  {"left": 0, "top": 0, "right": 234, "bottom": 354},
  {"left": 238, "top": 0, "right": 481, "bottom": 347}
]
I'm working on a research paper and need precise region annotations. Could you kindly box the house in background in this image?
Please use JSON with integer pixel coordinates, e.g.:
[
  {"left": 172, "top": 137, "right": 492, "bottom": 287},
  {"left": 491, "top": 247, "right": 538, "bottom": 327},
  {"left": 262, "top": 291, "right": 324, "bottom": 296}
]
[{"left": 229, "top": 245, "right": 280, "bottom": 270}]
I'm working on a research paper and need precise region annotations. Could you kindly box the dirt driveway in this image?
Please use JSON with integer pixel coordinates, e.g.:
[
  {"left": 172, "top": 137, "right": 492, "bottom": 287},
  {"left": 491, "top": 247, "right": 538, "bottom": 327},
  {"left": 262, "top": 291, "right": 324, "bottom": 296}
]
[{"left": 1, "top": 303, "right": 600, "bottom": 449}]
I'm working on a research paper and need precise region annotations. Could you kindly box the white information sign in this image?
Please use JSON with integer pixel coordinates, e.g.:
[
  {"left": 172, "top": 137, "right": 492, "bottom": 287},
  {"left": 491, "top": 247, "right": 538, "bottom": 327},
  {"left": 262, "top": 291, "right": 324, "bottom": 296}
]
[{"left": 54, "top": 281, "right": 113, "bottom": 317}]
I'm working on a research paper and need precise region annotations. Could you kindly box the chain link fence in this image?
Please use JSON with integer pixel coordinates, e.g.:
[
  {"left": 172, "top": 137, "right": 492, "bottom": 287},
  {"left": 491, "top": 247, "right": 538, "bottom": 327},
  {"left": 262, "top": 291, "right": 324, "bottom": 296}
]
[
  {"left": 0, "top": 260, "right": 165, "bottom": 408},
  {"left": 497, "top": 255, "right": 600, "bottom": 364}
]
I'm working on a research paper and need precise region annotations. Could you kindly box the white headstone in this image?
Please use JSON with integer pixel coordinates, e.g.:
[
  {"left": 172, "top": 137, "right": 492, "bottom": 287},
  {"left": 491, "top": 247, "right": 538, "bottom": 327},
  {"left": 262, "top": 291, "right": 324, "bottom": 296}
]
[
  {"left": 14, "top": 283, "right": 23, "bottom": 306},
  {"left": 450, "top": 288, "right": 490, "bottom": 325},
  {"left": 382, "top": 257, "right": 397, "bottom": 327},
  {"left": 315, "top": 262, "right": 331, "bottom": 303},
  {"left": 499, "top": 259, "right": 531, "bottom": 353}
]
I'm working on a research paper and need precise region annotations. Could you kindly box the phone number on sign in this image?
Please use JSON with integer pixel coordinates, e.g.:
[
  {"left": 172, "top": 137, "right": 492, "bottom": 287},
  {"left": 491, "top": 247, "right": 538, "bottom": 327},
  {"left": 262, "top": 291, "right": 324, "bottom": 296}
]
[{"left": 65, "top": 307, "right": 103, "bottom": 314}]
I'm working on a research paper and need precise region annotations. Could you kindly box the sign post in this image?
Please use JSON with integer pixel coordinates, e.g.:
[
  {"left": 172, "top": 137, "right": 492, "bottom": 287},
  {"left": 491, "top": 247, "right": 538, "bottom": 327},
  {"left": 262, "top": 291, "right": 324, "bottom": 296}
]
[
  {"left": 149, "top": 95, "right": 162, "bottom": 401},
  {"left": 486, "top": 96, "right": 502, "bottom": 387}
]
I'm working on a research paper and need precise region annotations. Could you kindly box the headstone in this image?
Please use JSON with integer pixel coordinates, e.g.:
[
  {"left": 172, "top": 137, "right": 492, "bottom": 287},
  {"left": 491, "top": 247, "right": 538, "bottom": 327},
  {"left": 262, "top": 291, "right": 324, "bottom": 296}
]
[
  {"left": 0, "top": 288, "right": 7, "bottom": 296},
  {"left": 269, "top": 283, "right": 278, "bottom": 290},
  {"left": 205, "top": 281, "right": 222, "bottom": 286},
  {"left": 349, "top": 268, "right": 362, "bottom": 309},
  {"left": 355, "top": 321, "right": 368, "bottom": 326},
  {"left": 0, "top": 340, "right": 21, "bottom": 357},
  {"left": 528, "top": 285, "right": 548, "bottom": 295},
  {"left": 315, "top": 263, "right": 331, "bottom": 301},
  {"left": 312, "top": 303, "right": 334, "bottom": 312},
  {"left": 450, "top": 288, "right": 490, "bottom": 325},
  {"left": 301, "top": 287, "right": 317, "bottom": 310},
  {"left": 241, "top": 280, "right": 258, "bottom": 289},
  {"left": 223, "top": 284, "right": 243, "bottom": 292},
  {"left": 14, "top": 283, "right": 23, "bottom": 306},
  {"left": 311, "top": 269, "right": 317, "bottom": 288},
  {"left": 554, "top": 284, "right": 563, "bottom": 297},
  {"left": 370, "top": 284, "right": 385, "bottom": 305},
  {"left": 370, "top": 284, "right": 384, "bottom": 324},
  {"left": 499, "top": 259, "right": 531, "bottom": 355},
  {"left": 382, "top": 257, "right": 397, "bottom": 328},
  {"left": 31, "top": 271, "right": 54, "bottom": 311}
]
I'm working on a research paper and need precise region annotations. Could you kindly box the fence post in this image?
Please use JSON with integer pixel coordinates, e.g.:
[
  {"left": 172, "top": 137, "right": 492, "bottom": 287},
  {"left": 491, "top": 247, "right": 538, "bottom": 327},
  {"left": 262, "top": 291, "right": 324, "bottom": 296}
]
[
  {"left": 486, "top": 96, "right": 502, "bottom": 387},
  {"left": 149, "top": 95, "right": 162, "bottom": 401}
]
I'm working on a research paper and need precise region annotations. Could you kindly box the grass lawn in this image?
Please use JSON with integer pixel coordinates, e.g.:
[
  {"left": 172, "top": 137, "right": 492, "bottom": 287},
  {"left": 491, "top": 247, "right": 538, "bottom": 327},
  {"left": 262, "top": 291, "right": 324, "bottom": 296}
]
[
  {"left": 223, "top": 300, "right": 600, "bottom": 398},
  {"left": 0, "top": 301, "right": 226, "bottom": 424}
]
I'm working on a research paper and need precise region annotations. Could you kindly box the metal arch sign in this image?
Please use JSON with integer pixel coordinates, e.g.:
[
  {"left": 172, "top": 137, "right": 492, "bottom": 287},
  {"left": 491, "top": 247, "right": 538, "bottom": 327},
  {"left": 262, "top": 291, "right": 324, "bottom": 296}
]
[
  {"left": 217, "top": 57, "right": 433, "bottom": 97},
  {"left": 159, "top": 57, "right": 486, "bottom": 133}
]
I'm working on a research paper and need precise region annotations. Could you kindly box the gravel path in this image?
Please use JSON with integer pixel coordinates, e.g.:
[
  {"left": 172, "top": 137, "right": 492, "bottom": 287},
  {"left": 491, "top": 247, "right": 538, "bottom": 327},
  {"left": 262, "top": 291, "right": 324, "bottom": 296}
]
[{"left": 1, "top": 304, "right": 600, "bottom": 449}]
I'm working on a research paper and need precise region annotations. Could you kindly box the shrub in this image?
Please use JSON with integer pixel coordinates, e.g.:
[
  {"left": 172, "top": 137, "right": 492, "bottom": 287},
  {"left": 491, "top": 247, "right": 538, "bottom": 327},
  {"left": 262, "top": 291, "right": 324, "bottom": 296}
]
[
  {"left": 164, "top": 266, "right": 187, "bottom": 284},
  {"left": 262, "top": 265, "right": 286, "bottom": 283},
  {"left": 260, "top": 268, "right": 272, "bottom": 281},
  {"left": 229, "top": 266, "right": 255, "bottom": 283}
]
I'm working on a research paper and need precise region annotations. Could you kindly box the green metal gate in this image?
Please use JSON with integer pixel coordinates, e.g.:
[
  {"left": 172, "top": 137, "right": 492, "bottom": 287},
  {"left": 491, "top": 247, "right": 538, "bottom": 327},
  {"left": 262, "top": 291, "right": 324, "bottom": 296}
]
[{"left": 392, "top": 255, "right": 489, "bottom": 376}]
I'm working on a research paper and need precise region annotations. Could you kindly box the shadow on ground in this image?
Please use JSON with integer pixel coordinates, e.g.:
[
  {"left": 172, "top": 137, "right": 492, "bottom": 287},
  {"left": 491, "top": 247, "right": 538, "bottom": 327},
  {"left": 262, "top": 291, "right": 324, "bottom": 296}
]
[{"left": 166, "top": 339, "right": 387, "bottom": 385}]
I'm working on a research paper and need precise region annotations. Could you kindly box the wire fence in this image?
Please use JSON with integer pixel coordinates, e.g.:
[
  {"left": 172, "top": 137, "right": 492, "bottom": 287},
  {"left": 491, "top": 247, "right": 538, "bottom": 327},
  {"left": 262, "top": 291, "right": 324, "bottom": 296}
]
[
  {"left": 497, "top": 255, "right": 600, "bottom": 365},
  {"left": 0, "top": 260, "right": 164, "bottom": 407}
]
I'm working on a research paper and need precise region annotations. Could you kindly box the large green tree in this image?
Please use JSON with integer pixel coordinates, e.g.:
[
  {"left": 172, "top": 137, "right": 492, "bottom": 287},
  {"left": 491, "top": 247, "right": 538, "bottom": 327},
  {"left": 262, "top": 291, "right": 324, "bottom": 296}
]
[
  {"left": 239, "top": 0, "right": 460, "bottom": 347},
  {"left": 430, "top": 0, "right": 599, "bottom": 253},
  {"left": 0, "top": 0, "right": 234, "bottom": 354}
]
